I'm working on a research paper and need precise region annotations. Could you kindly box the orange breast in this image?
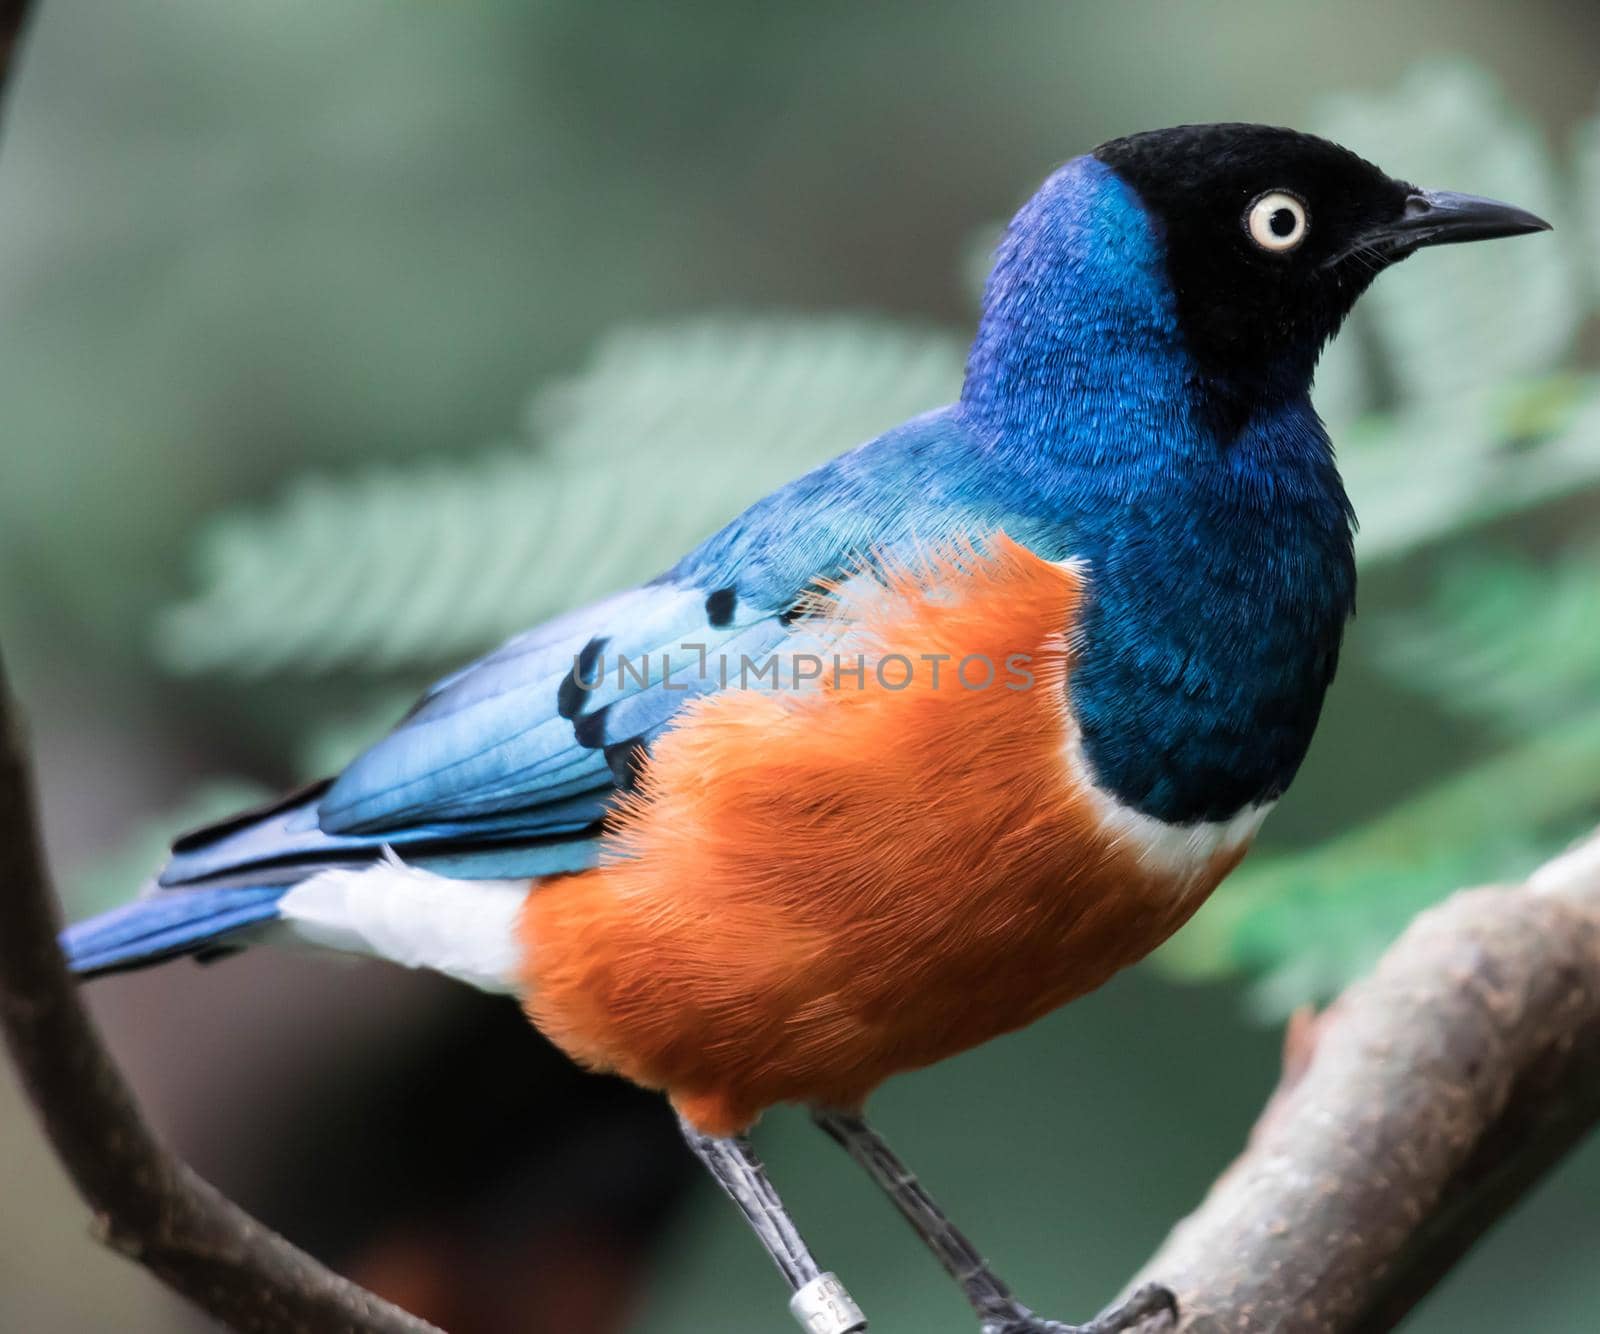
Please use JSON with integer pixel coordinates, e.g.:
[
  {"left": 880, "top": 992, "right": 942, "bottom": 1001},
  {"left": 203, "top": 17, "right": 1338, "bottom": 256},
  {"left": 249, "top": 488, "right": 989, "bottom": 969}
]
[{"left": 518, "top": 537, "right": 1246, "bottom": 1135}]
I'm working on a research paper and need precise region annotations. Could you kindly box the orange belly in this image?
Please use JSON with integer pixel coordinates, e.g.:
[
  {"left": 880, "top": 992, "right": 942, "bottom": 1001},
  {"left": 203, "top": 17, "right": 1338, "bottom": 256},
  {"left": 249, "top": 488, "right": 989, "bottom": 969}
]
[{"left": 518, "top": 538, "right": 1247, "bottom": 1135}]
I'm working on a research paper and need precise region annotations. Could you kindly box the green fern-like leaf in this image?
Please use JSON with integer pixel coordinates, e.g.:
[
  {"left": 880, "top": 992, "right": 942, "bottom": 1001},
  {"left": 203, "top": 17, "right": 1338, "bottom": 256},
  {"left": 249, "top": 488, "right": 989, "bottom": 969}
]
[
  {"left": 1375, "top": 542, "right": 1600, "bottom": 737},
  {"left": 529, "top": 316, "right": 965, "bottom": 467},
  {"left": 294, "top": 688, "right": 426, "bottom": 779},
  {"left": 1342, "top": 374, "right": 1600, "bottom": 564},
  {"left": 156, "top": 315, "right": 966, "bottom": 677},
  {"left": 1160, "top": 708, "right": 1600, "bottom": 1015}
]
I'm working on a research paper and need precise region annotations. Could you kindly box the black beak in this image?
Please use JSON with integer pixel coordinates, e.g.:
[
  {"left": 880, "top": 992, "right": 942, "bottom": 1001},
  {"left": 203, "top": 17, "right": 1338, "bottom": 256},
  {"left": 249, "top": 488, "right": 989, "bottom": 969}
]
[{"left": 1329, "top": 189, "right": 1552, "bottom": 267}]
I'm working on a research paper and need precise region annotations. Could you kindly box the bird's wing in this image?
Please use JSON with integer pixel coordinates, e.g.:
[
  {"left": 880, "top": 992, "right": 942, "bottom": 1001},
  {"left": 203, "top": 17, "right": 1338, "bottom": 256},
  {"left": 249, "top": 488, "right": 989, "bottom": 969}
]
[
  {"left": 325, "top": 579, "right": 796, "bottom": 837},
  {"left": 160, "top": 578, "right": 799, "bottom": 886},
  {"left": 159, "top": 406, "right": 1040, "bottom": 887}
]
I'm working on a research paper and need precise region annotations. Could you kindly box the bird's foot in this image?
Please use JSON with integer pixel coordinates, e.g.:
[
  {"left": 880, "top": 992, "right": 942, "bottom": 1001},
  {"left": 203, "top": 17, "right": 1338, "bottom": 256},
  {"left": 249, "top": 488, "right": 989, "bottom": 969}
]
[{"left": 979, "top": 1283, "right": 1177, "bottom": 1334}]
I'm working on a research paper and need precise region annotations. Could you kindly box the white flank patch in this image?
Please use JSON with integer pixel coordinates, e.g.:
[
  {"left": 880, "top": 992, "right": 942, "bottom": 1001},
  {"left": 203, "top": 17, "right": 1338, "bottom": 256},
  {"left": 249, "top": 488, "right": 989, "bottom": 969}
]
[
  {"left": 1062, "top": 727, "right": 1273, "bottom": 885},
  {"left": 277, "top": 851, "right": 528, "bottom": 993}
]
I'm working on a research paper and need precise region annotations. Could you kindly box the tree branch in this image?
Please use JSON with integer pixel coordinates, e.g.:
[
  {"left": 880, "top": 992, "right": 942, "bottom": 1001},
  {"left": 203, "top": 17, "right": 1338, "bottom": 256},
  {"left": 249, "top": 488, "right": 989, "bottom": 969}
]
[
  {"left": 0, "top": 647, "right": 444, "bottom": 1329},
  {"left": 1123, "top": 831, "right": 1600, "bottom": 1333}
]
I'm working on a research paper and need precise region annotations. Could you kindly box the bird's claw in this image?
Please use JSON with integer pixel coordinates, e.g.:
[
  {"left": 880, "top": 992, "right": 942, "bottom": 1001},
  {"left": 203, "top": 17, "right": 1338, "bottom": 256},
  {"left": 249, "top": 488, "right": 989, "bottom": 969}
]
[{"left": 979, "top": 1283, "right": 1178, "bottom": 1334}]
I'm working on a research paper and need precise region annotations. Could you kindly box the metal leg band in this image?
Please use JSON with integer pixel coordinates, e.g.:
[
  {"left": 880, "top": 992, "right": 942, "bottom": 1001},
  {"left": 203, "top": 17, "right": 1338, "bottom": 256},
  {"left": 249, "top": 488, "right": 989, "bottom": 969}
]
[{"left": 789, "top": 1272, "right": 869, "bottom": 1334}]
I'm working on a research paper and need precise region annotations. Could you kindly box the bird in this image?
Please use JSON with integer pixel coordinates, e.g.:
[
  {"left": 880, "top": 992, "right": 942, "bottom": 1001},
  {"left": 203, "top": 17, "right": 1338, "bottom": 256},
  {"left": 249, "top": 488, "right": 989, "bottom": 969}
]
[{"left": 59, "top": 123, "right": 1549, "bottom": 1334}]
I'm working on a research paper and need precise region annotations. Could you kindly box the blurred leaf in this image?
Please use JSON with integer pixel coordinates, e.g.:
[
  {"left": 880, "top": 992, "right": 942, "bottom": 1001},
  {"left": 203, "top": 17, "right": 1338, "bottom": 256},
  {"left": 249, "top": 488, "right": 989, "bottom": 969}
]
[
  {"left": 155, "top": 315, "right": 965, "bottom": 678},
  {"left": 1376, "top": 543, "right": 1600, "bottom": 738},
  {"left": 530, "top": 315, "right": 966, "bottom": 467},
  {"left": 1160, "top": 708, "right": 1600, "bottom": 1015},
  {"left": 1309, "top": 328, "right": 1374, "bottom": 431},
  {"left": 1573, "top": 110, "right": 1600, "bottom": 306},
  {"left": 67, "top": 778, "right": 269, "bottom": 917},
  {"left": 1316, "top": 59, "right": 1586, "bottom": 405},
  {"left": 1344, "top": 374, "right": 1600, "bottom": 564},
  {"left": 294, "top": 688, "right": 422, "bottom": 780}
]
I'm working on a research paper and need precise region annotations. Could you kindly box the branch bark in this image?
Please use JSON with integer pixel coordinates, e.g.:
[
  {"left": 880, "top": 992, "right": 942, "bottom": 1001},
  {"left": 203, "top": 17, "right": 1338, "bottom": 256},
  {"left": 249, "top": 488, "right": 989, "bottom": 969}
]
[
  {"left": 0, "top": 644, "right": 443, "bottom": 1329},
  {"left": 1122, "top": 831, "right": 1600, "bottom": 1333}
]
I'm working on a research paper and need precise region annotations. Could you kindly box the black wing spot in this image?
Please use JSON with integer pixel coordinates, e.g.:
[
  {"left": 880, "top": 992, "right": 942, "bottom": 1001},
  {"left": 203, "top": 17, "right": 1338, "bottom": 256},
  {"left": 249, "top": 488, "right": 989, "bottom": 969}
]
[
  {"left": 558, "top": 635, "right": 609, "bottom": 720},
  {"left": 705, "top": 586, "right": 737, "bottom": 628},
  {"left": 603, "top": 737, "right": 651, "bottom": 791},
  {"left": 574, "top": 702, "right": 611, "bottom": 749}
]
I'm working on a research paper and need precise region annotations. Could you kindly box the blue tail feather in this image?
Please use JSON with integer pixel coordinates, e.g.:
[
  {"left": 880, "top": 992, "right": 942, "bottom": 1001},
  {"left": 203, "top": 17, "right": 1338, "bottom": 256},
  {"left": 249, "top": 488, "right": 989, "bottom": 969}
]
[{"left": 59, "top": 886, "right": 286, "bottom": 979}]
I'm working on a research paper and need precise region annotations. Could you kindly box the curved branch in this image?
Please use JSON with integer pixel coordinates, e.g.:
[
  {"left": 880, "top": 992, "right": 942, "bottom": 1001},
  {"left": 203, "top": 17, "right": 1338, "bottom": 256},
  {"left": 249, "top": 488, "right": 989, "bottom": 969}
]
[
  {"left": 1123, "top": 831, "right": 1600, "bottom": 1334},
  {"left": 0, "top": 648, "right": 443, "bottom": 1332}
]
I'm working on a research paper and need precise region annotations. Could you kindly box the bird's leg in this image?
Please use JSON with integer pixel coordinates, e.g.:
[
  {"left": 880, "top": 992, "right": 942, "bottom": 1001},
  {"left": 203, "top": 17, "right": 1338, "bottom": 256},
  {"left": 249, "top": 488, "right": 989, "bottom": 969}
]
[
  {"left": 677, "top": 1115, "right": 869, "bottom": 1333},
  {"left": 811, "top": 1108, "right": 1175, "bottom": 1334}
]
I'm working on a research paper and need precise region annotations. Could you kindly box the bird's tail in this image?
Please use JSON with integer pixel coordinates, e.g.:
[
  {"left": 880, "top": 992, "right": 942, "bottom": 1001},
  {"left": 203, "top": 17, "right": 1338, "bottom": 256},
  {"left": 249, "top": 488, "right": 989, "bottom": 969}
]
[
  {"left": 60, "top": 779, "right": 359, "bottom": 981},
  {"left": 58, "top": 885, "right": 286, "bottom": 980},
  {"left": 59, "top": 780, "right": 540, "bottom": 988}
]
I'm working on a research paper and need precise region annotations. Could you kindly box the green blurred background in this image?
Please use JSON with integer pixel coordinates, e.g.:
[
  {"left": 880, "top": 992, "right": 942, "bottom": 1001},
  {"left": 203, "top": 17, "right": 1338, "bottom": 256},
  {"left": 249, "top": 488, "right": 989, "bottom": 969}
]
[{"left": 4, "top": 2, "right": 1600, "bottom": 1331}]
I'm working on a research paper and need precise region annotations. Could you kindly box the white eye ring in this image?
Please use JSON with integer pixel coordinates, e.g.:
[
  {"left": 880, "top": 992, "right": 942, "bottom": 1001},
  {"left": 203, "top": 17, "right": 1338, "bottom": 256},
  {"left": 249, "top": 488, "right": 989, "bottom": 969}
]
[{"left": 1245, "top": 190, "right": 1309, "bottom": 252}]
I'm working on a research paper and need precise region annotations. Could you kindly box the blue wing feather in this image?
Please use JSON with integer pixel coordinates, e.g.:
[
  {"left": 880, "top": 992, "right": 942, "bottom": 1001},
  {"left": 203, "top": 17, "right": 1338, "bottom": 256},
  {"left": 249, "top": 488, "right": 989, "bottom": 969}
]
[{"left": 156, "top": 405, "right": 1024, "bottom": 894}]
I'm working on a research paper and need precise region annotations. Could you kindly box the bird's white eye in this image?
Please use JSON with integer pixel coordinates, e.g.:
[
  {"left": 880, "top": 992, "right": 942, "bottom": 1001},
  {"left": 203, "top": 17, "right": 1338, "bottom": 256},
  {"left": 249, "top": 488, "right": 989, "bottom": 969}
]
[{"left": 1245, "top": 190, "right": 1309, "bottom": 252}]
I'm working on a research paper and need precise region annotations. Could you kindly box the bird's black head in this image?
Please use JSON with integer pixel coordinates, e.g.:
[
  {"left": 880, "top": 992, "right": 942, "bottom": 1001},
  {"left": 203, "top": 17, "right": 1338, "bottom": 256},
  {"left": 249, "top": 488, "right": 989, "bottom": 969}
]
[{"left": 1093, "top": 123, "right": 1551, "bottom": 393}]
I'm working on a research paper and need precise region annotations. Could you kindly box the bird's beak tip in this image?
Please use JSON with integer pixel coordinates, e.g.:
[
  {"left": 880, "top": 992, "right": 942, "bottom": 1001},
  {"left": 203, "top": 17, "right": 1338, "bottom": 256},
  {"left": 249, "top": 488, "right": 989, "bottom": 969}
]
[
  {"left": 1393, "top": 188, "right": 1555, "bottom": 249},
  {"left": 1325, "top": 188, "right": 1550, "bottom": 271}
]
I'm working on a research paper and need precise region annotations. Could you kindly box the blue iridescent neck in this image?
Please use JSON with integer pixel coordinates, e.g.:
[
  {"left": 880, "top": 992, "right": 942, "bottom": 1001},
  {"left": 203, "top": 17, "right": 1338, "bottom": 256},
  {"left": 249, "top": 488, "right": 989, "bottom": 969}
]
[
  {"left": 962, "top": 156, "right": 1321, "bottom": 453},
  {"left": 958, "top": 156, "right": 1356, "bottom": 824}
]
